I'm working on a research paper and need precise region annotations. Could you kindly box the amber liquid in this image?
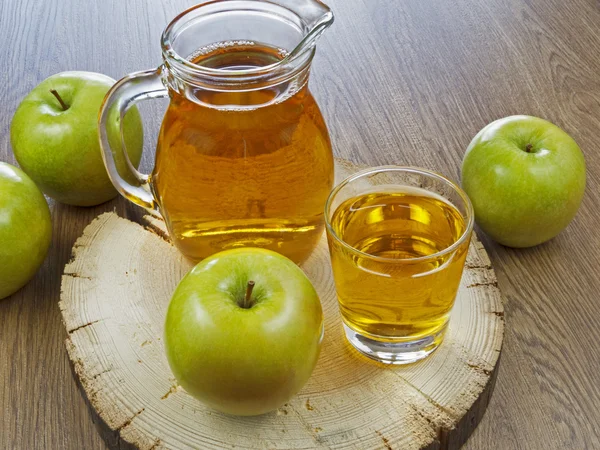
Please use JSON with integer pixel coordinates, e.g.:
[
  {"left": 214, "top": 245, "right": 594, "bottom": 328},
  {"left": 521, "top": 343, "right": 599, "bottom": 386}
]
[
  {"left": 328, "top": 188, "right": 470, "bottom": 341},
  {"left": 153, "top": 42, "right": 333, "bottom": 262}
]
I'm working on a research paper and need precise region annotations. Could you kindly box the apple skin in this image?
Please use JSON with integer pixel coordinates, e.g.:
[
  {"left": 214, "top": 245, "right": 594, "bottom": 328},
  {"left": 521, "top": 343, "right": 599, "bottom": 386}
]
[
  {"left": 164, "top": 248, "right": 324, "bottom": 416},
  {"left": 10, "top": 71, "right": 143, "bottom": 207},
  {"left": 462, "top": 115, "right": 586, "bottom": 248},
  {"left": 0, "top": 163, "right": 52, "bottom": 300}
]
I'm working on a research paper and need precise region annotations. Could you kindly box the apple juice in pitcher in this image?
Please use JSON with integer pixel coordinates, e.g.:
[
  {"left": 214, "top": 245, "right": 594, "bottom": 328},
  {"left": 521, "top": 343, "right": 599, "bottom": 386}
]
[
  {"left": 98, "top": 1, "right": 335, "bottom": 263},
  {"left": 152, "top": 42, "right": 333, "bottom": 262}
]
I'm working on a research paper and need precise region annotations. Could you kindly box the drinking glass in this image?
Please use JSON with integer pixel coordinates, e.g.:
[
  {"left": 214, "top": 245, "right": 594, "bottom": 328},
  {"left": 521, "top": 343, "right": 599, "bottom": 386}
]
[{"left": 325, "top": 166, "right": 474, "bottom": 364}]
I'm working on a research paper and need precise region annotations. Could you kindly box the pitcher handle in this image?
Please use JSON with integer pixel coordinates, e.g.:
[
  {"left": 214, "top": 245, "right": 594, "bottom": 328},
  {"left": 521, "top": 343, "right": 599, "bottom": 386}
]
[{"left": 98, "top": 67, "right": 168, "bottom": 211}]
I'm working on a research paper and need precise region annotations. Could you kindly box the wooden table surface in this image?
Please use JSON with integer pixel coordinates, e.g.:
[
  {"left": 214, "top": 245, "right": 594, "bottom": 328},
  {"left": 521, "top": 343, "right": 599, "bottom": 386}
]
[{"left": 2, "top": 0, "right": 600, "bottom": 448}]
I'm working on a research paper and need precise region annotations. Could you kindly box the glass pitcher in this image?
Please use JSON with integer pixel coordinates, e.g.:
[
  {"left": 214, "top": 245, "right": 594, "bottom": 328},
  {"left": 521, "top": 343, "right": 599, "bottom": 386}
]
[{"left": 99, "top": 0, "right": 334, "bottom": 263}]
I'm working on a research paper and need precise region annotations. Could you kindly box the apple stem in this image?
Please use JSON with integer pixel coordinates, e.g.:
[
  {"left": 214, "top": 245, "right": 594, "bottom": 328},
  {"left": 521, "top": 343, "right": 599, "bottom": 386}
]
[
  {"left": 243, "top": 281, "right": 255, "bottom": 309},
  {"left": 50, "top": 89, "right": 68, "bottom": 111},
  {"left": 525, "top": 143, "right": 533, "bottom": 153}
]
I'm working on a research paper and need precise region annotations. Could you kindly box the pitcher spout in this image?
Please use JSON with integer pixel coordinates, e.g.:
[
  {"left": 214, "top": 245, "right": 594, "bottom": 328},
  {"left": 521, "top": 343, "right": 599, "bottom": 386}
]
[{"left": 276, "top": 0, "right": 334, "bottom": 61}]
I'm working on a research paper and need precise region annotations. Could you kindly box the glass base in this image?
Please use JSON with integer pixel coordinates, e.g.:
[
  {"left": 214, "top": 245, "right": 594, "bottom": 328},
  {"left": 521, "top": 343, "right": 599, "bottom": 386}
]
[{"left": 343, "top": 323, "right": 446, "bottom": 365}]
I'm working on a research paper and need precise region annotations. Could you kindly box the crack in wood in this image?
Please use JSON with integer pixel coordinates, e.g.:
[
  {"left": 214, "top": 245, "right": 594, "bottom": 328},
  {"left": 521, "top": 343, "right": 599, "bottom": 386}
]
[
  {"left": 160, "top": 384, "right": 180, "bottom": 400},
  {"left": 375, "top": 430, "right": 393, "bottom": 450},
  {"left": 92, "top": 367, "right": 113, "bottom": 380},
  {"left": 467, "top": 363, "right": 493, "bottom": 376},
  {"left": 465, "top": 264, "right": 492, "bottom": 270},
  {"left": 144, "top": 224, "right": 171, "bottom": 244},
  {"left": 63, "top": 272, "right": 93, "bottom": 280},
  {"left": 116, "top": 407, "right": 145, "bottom": 432},
  {"left": 389, "top": 371, "right": 459, "bottom": 421},
  {"left": 453, "top": 340, "right": 502, "bottom": 369},
  {"left": 385, "top": 370, "right": 471, "bottom": 448},
  {"left": 148, "top": 438, "right": 162, "bottom": 449},
  {"left": 405, "top": 402, "right": 444, "bottom": 448},
  {"left": 68, "top": 319, "right": 102, "bottom": 334},
  {"left": 286, "top": 403, "right": 323, "bottom": 445},
  {"left": 490, "top": 310, "right": 505, "bottom": 318},
  {"left": 466, "top": 281, "right": 498, "bottom": 288}
]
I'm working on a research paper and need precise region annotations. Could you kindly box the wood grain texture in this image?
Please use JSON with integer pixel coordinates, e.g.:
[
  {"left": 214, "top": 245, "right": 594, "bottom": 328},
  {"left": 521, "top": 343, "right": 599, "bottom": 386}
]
[
  {"left": 1, "top": 0, "right": 600, "bottom": 448},
  {"left": 57, "top": 160, "right": 502, "bottom": 450}
]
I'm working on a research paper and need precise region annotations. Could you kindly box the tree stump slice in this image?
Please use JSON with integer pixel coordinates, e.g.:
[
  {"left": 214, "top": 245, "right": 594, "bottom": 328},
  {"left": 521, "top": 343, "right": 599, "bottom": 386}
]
[{"left": 60, "top": 159, "right": 504, "bottom": 450}]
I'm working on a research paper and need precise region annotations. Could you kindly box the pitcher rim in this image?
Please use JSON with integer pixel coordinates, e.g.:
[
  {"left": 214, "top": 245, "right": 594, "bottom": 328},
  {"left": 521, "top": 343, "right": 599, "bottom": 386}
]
[{"left": 160, "top": 0, "right": 333, "bottom": 80}]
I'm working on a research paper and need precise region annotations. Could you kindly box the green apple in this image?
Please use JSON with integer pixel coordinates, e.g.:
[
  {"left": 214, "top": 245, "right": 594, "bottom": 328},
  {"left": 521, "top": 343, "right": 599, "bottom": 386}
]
[
  {"left": 0, "top": 162, "right": 52, "bottom": 300},
  {"left": 10, "top": 71, "right": 143, "bottom": 206},
  {"left": 164, "top": 248, "right": 323, "bottom": 416},
  {"left": 462, "top": 115, "right": 586, "bottom": 247}
]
